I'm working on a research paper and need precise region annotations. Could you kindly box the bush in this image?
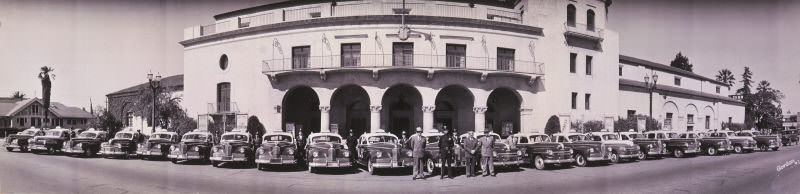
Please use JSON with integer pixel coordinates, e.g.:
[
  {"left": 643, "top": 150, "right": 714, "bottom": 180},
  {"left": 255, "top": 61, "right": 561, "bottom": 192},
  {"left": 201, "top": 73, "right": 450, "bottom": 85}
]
[
  {"left": 721, "top": 122, "right": 746, "bottom": 131},
  {"left": 247, "top": 116, "right": 266, "bottom": 139},
  {"left": 614, "top": 115, "right": 660, "bottom": 132},
  {"left": 544, "top": 115, "right": 560, "bottom": 135},
  {"left": 583, "top": 120, "right": 605, "bottom": 132}
]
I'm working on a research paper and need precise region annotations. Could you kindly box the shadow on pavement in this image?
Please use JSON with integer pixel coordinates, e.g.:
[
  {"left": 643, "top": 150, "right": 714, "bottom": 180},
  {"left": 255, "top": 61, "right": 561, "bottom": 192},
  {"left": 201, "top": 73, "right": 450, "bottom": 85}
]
[
  {"left": 258, "top": 164, "right": 308, "bottom": 172},
  {"left": 309, "top": 167, "right": 362, "bottom": 175}
]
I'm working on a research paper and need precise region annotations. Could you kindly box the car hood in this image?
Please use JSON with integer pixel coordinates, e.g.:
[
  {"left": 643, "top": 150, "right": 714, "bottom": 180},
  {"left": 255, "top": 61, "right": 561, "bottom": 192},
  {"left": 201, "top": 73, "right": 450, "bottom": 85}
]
[
  {"left": 147, "top": 139, "right": 175, "bottom": 144},
  {"left": 366, "top": 142, "right": 398, "bottom": 150},
  {"left": 182, "top": 141, "right": 211, "bottom": 147},
  {"left": 602, "top": 140, "right": 636, "bottom": 147},
  {"left": 261, "top": 141, "right": 295, "bottom": 149},
  {"left": 110, "top": 139, "right": 135, "bottom": 144},
  {"left": 219, "top": 141, "right": 250, "bottom": 147},
  {"left": 71, "top": 138, "right": 100, "bottom": 143},
  {"left": 729, "top": 136, "right": 753, "bottom": 141},
  {"left": 8, "top": 134, "right": 33, "bottom": 140}
]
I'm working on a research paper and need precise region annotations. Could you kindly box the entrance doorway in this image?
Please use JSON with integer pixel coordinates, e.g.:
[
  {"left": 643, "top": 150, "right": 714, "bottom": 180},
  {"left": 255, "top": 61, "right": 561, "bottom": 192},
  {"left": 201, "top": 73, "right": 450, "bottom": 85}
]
[
  {"left": 282, "top": 86, "right": 320, "bottom": 140},
  {"left": 381, "top": 85, "right": 422, "bottom": 138},
  {"left": 434, "top": 85, "right": 474, "bottom": 134},
  {"left": 330, "top": 85, "right": 370, "bottom": 139},
  {"left": 486, "top": 88, "right": 521, "bottom": 137}
]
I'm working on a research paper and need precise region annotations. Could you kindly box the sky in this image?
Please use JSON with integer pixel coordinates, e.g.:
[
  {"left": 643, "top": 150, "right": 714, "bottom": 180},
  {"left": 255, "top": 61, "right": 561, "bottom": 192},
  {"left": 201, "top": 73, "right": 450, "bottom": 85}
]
[{"left": 0, "top": 0, "right": 798, "bottom": 113}]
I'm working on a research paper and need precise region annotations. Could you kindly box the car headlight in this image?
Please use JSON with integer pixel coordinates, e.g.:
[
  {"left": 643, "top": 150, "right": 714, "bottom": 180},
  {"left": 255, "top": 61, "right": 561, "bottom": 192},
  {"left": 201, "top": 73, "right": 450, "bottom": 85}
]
[
  {"left": 343, "top": 151, "right": 350, "bottom": 157},
  {"left": 647, "top": 144, "right": 653, "bottom": 149},
  {"left": 569, "top": 149, "right": 574, "bottom": 154},
  {"left": 620, "top": 147, "right": 626, "bottom": 151},
  {"left": 286, "top": 149, "right": 294, "bottom": 155},
  {"left": 516, "top": 150, "right": 522, "bottom": 156},
  {"left": 493, "top": 151, "right": 498, "bottom": 157},
  {"left": 588, "top": 148, "right": 594, "bottom": 153},
  {"left": 376, "top": 151, "right": 383, "bottom": 158},
  {"left": 193, "top": 146, "right": 200, "bottom": 152},
  {"left": 114, "top": 143, "right": 121, "bottom": 148},
  {"left": 213, "top": 147, "right": 220, "bottom": 153},
  {"left": 607, "top": 147, "right": 612, "bottom": 152},
  {"left": 662, "top": 143, "right": 667, "bottom": 148},
  {"left": 257, "top": 149, "right": 265, "bottom": 155},
  {"left": 238, "top": 147, "right": 246, "bottom": 153},
  {"left": 313, "top": 151, "right": 319, "bottom": 157},
  {"left": 546, "top": 150, "right": 553, "bottom": 155},
  {"left": 156, "top": 144, "right": 162, "bottom": 149},
  {"left": 77, "top": 143, "right": 82, "bottom": 147}
]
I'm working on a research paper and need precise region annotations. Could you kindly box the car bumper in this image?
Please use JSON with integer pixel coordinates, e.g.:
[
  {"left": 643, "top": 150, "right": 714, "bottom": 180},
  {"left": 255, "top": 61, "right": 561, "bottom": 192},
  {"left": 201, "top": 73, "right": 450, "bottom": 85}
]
[
  {"left": 3, "top": 144, "right": 20, "bottom": 149},
  {"left": 168, "top": 153, "right": 204, "bottom": 160},
  {"left": 685, "top": 148, "right": 701, "bottom": 154},
  {"left": 30, "top": 144, "right": 48, "bottom": 151},
  {"left": 256, "top": 158, "right": 299, "bottom": 165},
  {"left": 544, "top": 158, "right": 575, "bottom": 164},
  {"left": 210, "top": 156, "right": 248, "bottom": 162},
  {"left": 308, "top": 159, "right": 351, "bottom": 168},
  {"left": 743, "top": 145, "right": 757, "bottom": 150},
  {"left": 619, "top": 154, "right": 639, "bottom": 159},
  {"left": 63, "top": 147, "right": 84, "bottom": 153},
  {"left": 139, "top": 151, "right": 166, "bottom": 156},
  {"left": 587, "top": 154, "right": 610, "bottom": 162},
  {"left": 372, "top": 159, "right": 414, "bottom": 168}
]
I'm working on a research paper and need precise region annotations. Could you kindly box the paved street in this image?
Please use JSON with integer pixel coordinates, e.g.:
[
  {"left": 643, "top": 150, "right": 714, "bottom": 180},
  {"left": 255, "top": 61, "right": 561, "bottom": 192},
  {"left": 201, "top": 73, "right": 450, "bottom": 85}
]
[{"left": 1, "top": 145, "right": 800, "bottom": 194}]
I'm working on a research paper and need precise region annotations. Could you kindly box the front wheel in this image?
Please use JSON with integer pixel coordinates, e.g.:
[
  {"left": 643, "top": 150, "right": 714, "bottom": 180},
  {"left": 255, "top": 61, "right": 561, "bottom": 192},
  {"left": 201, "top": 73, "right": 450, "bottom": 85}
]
[
  {"left": 425, "top": 158, "right": 436, "bottom": 175},
  {"left": 368, "top": 160, "right": 375, "bottom": 175},
  {"left": 673, "top": 149, "right": 685, "bottom": 158},
  {"left": 637, "top": 151, "right": 647, "bottom": 160},
  {"left": 83, "top": 149, "right": 92, "bottom": 157},
  {"left": 609, "top": 153, "right": 620, "bottom": 163},
  {"left": 212, "top": 161, "right": 220, "bottom": 167},
  {"left": 21, "top": 147, "right": 28, "bottom": 152},
  {"left": 6, "top": 147, "right": 12, "bottom": 152},
  {"left": 706, "top": 147, "right": 718, "bottom": 156},
  {"left": 574, "top": 154, "right": 587, "bottom": 167},
  {"left": 534, "top": 155, "right": 546, "bottom": 170},
  {"left": 772, "top": 147, "right": 779, "bottom": 151},
  {"left": 47, "top": 147, "right": 56, "bottom": 155},
  {"left": 734, "top": 145, "right": 743, "bottom": 153},
  {"left": 171, "top": 159, "right": 178, "bottom": 164}
]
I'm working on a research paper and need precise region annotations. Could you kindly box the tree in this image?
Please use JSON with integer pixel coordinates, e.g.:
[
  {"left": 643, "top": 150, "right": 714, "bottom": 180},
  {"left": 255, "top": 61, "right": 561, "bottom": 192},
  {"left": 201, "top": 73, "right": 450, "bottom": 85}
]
[
  {"left": 737, "top": 67, "right": 755, "bottom": 128},
  {"left": 752, "top": 80, "right": 784, "bottom": 131},
  {"left": 91, "top": 106, "right": 124, "bottom": 136},
  {"left": 9, "top": 91, "right": 25, "bottom": 99},
  {"left": 613, "top": 115, "right": 660, "bottom": 132},
  {"left": 544, "top": 115, "right": 561, "bottom": 135},
  {"left": 38, "top": 66, "right": 55, "bottom": 128},
  {"left": 715, "top": 69, "right": 736, "bottom": 88},
  {"left": 669, "top": 52, "right": 693, "bottom": 72},
  {"left": 737, "top": 67, "right": 753, "bottom": 96},
  {"left": 133, "top": 83, "right": 196, "bottom": 135},
  {"left": 583, "top": 120, "right": 606, "bottom": 132},
  {"left": 246, "top": 116, "right": 266, "bottom": 141}
]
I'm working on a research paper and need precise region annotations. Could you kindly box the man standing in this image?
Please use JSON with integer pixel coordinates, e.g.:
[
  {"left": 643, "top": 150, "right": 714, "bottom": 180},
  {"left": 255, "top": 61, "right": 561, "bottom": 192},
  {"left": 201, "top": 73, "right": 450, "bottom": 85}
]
[
  {"left": 347, "top": 129, "right": 358, "bottom": 164},
  {"left": 462, "top": 131, "right": 478, "bottom": 177},
  {"left": 479, "top": 129, "right": 496, "bottom": 177},
  {"left": 438, "top": 127, "right": 455, "bottom": 179},
  {"left": 408, "top": 127, "right": 426, "bottom": 180}
]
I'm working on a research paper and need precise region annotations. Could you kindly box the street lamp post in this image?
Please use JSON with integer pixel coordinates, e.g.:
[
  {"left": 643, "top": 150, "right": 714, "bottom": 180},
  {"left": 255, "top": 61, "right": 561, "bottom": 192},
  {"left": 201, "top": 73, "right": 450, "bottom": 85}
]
[
  {"left": 147, "top": 73, "right": 162, "bottom": 133},
  {"left": 644, "top": 73, "right": 659, "bottom": 130}
]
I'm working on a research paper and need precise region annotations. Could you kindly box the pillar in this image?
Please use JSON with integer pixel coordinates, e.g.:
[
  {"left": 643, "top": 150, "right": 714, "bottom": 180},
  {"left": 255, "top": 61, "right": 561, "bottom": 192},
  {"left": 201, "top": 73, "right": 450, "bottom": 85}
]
[
  {"left": 370, "top": 105, "right": 382, "bottom": 133},
  {"left": 319, "top": 106, "right": 330, "bottom": 133},
  {"left": 520, "top": 108, "right": 534, "bottom": 133},
  {"left": 422, "top": 105, "right": 435, "bottom": 131},
  {"left": 473, "top": 106, "right": 487, "bottom": 133}
]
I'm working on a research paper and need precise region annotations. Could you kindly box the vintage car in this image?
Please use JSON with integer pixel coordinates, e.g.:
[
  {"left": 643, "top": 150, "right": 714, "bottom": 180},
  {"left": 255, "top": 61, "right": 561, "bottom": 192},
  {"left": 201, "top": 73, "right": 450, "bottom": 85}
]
[
  {"left": 254, "top": 132, "right": 299, "bottom": 170},
  {"left": 619, "top": 131, "right": 664, "bottom": 160},
  {"left": 29, "top": 127, "right": 72, "bottom": 154},
  {"left": 781, "top": 129, "right": 798, "bottom": 146},
  {"left": 421, "top": 131, "right": 466, "bottom": 174},
  {"left": 210, "top": 129, "right": 254, "bottom": 167},
  {"left": 510, "top": 133, "right": 572, "bottom": 170},
  {"left": 169, "top": 129, "right": 215, "bottom": 163},
  {"left": 640, "top": 131, "right": 702, "bottom": 158},
  {"left": 470, "top": 132, "right": 525, "bottom": 169},
  {"left": 736, "top": 130, "right": 780, "bottom": 151},
  {"left": 712, "top": 130, "right": 756, "bottom": 153},
  {"left": 100, "top": 130, "right": 145, "bottom": 158},
  {"left": 305, "top": 132, "right": 352, "bottom": 173},
  {"left": 619, "top": 131, "right": 645, "bottom": 140},
  {"left": 3, "top": 127, "right": 44, "bottom": 152},
  {"left": 586, "top": 132, "right": 641, "bottom": 163},
  {"left": 355, "top": 131, "right": 414, "bottom": 175},
  {"left": 694, "top": 131, "right": 733, "bottom": 156},
  {"left": 137, "top": 131, "right": 179, "bottom": 160},
  {"left": 62, "top": 129, "right": 109, "bottom": 157},
  {"left": 552, "top": 133, "right": 608, "bottom": 166}
]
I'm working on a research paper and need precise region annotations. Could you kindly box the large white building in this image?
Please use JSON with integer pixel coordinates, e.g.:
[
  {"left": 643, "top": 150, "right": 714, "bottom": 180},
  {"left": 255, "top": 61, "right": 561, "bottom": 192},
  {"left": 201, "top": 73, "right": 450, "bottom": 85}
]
[{"left": 179, "top": 0, "right": 742, "bottom": 139}]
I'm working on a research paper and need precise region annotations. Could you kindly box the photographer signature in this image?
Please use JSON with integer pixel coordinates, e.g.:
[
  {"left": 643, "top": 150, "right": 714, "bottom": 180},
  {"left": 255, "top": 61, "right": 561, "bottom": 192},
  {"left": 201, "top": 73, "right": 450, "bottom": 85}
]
[{"left": 776, "top": 159, "right": 799, "bottom": 172}]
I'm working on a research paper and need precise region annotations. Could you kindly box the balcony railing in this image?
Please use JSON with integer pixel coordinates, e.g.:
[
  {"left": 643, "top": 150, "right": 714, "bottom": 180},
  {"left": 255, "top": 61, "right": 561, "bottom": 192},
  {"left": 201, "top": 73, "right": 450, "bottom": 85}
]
[
  {"left": 208, "top": 102, "right": 239, "bottom": 113},
  {"left": 262, "top": 54, "right": 544, "bottom": 75},
  {"left": 564, "top": 22, "right": 604, "bottom": 39}
]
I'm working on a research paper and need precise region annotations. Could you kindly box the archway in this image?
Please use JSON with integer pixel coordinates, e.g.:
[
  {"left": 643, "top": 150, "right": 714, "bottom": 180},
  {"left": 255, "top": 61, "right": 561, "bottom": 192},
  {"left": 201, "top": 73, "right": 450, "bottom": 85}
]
[
  {"left": 662, "top": 101, "right": 679, "bottom": 130},
  {"left": 487, "top": 88, "right": 521, "bottom": 137},
  {"left": 330, "top": 85, "right": 370, "bottom": 139},
  {"left": 282, "top": 86, "right": 320, "bottom": 139},
  {"left": 685, "top": 104, "right": 699, "bottom": 131},
  {"left": 381, "top": 85, "right": 422, "bottom": 138},
  {"left": 434, "top": 85, "right": 475, "bottom": 135}
]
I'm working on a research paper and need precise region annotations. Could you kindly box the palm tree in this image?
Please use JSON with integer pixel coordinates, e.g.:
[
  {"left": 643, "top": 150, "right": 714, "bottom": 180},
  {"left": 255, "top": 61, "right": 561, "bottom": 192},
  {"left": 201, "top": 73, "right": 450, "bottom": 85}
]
[
  {"left": 10, "top": 91, "right": 26, "bottom": 99},
  {"left": 715, "top": 69, "right": 736, "bottom": 88},
  {"left": 38, "top": 66, "right": 55, "bottom": 128}
]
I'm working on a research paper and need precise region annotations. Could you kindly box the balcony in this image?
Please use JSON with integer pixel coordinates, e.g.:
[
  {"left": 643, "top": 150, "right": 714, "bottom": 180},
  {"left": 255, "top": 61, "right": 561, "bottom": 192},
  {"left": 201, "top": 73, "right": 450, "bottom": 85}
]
[
  {"left": 564, "top": 22, "right": 604, "bottom": 41},
  {"left": 207, "top": 102, "right": 239, "bottom": 114},
  {"left": 262, "top": 54, "right": 544, "bottom": 78}
]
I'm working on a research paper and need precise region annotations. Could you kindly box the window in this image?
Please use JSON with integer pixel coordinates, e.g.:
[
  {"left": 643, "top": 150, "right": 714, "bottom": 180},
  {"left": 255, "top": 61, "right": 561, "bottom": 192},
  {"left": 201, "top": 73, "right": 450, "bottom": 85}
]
[
  {"left": 687, "top": 126, "right": 694, "bottom": 131},
  {"left": 446, "top": 44, "right": 466, "bottom": 68},
  {"left": 585, "top": 56, "right": 593, "bottom": 75},
  {"left": 569, "top": 53, "right": 577, "bottom": 73},
  {"left": 219, "top": 54, "right": 229, "bottom": 70},
  {"left": 292, "top": 46, "right": 310, "bottom": 69},
  {"left": 665, "top": 113, "right": 673, "bottom": 129},
  {"left": 32, "top": 105, "right": 39, "bottom": 114},
  {"left": 341, "top": 43, "right": 361, "bottom": 67},
  {"left": 571, "top": 92, "right": 578, "bottom": 109},
  {"left": 619, "top": 66, "right": 623, "bottom": 76},
  {"left": 217, "top": 82, "right": 231, "bottom": 112},
  {"left": 584, "top": 93, "right": 591, "bottom": 110},
  {"left": 687, "top": 114, "right": 694, "bottom": 124},
  {"left": 497, "top": 48, "right": 515, "bottom": 71},
  {"left": 627, "top": 110, "right": 636, "bottom": 118},
  {"left": 674, "top": 77, "right": 681, "bottom": 86},
  {"left": 716, "top": 86, "right": 721, "bottom": 93},
  {"left": 728, "top": 117, "right": 732, "bottom": 124},
  {"left": 587, "top": 10, "right": 595, "bottom": 31},
  {"left": 567, "top": 4, "right": 576, "bottom": 27},
  {"left": 392, "top": 43, "right": 413, "bottom": 66},
  {"left": 125, "top": 112, "right": 133, "bottom": 127},
  {"left": 705, "top": 115, "right": 711, "bottom": 129}
]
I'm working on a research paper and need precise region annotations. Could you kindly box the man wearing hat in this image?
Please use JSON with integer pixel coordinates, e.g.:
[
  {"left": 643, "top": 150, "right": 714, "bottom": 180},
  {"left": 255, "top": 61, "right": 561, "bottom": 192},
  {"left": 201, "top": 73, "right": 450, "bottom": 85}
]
[
  {"left": 479, "top": 129, "right": 496, "bottom": 177},
  {"left": 462, "top": 130, "right": 479, "bottom": 177},
  {"left": 408, "top": 127, "right": 426, "bottom": 180},
  {"left": 438, "top": 126, "right": 455, "bottom": 179}
]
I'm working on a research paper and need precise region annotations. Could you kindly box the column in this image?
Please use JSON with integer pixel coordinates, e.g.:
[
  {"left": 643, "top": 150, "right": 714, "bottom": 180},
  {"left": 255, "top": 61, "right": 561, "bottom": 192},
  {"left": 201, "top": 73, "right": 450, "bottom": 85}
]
[
  {"left": 520, "top": 108, "right": 534, "bottom": 133},
  {"left": 473, "top": 106, "right": 487, "bottom": 133},
  {"left": 370, "top": 105, "right": 382, "bottom": 133},
  {"left": 319, "top": 106, "right": 330, "bottom": 133},
  {"left": 422, "top": 106, "right": 435, "bottom": 131}
]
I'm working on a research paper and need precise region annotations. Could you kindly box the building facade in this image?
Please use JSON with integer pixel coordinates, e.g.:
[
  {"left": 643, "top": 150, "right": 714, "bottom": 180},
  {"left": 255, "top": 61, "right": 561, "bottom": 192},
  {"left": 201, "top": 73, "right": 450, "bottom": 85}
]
[
  {"left": 783, "top": 111, "right": 798, "bottom": 131},
  {"left": 106, "top": 74, "right": 184, "bottom": 135},
  {"left": 0, "top": 98, "right": 94, "bottom": 132}
]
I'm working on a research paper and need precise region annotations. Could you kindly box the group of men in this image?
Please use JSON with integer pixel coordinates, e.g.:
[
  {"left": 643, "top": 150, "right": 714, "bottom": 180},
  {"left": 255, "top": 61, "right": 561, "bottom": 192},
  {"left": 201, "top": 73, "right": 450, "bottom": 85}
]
[{"left": 407, "top": 126, "right": 497, "bottom": 180}]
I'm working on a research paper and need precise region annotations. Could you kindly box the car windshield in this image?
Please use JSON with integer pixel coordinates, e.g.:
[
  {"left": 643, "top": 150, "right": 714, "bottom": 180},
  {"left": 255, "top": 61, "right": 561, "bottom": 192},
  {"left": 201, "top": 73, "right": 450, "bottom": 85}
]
[
  {"left": 183, "top": 134, "right": 207, "bottom": 141},
  {"left": 709, "top": 133, "right": 727, "bottom": 137},
  {"left": 680, "top": 133, "right": 696, "bottom": 138},
  {"left": 602, "top": 134, "right": 619, "bottom": 140},
  {"left": 530, "top": 135, "right": 550, "bottom": 142},
  {"left": 588, "top": 135, "right": 603, "bottom": 141},
  {"left": 736, "top": 132, "right": 752, "bottom": 137},
  {"left": 78, "top": 132, "right": 97, "bottom": 138},
  {"left": 115, "top": 133, "right": 133, "bottom": 139},
  {"left": 751, "top": 131, "right": 763, "bottom": 136},
  {"left": 264, "top": 135, "right": 292, "bottom": 143},
  {"left": 45, "top": 131, "right": 62, "bottom": 137},
  {"left": 367, "top": 135, "right": 397, "bottom": 144},
  {"left": 222, "top": 134, "right": 248, "bottom": 141},
  {"left": 477, "top": 134, "right": 500, "bottom": 140},
  {"left": 20, "top": 129, "right": 37, "bottom": 135},
  {"left": 668, "top": 133, "right": 680, "bottom": 138},
  {"left": 152, "top": 134, "right": 172, "bottom": 139},
  {"left": 312, "top": 135, "right": 341, "bottom": 143},
  {"left": 567, "top": 135, "right": 585, "bottom": 142},
  {"left": 426, "top": 136, "right": 440, "bottom": 143}
]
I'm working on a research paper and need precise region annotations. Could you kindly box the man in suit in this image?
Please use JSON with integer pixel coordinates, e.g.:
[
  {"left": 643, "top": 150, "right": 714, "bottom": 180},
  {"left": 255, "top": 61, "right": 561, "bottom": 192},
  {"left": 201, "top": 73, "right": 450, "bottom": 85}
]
[
  {"left": 479, "top": 129, "right": 496, "bottom": 177},
  {"left": 438, "top": 126, "right": 455, "bottom": 179},
  {"left": 346, "top": 129, "right": 358, "bottom": 165},
  {"left": 462, "top": 130, "right": 479, "bottom": 177},
  {"left": 408, "top": 127, "right": 426, "bottom": 180}
]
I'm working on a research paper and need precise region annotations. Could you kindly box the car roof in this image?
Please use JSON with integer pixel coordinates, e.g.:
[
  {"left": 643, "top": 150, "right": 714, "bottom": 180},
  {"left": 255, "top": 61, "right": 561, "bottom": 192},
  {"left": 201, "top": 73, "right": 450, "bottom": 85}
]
[
  {"left": 222, "top": 132, "right": 251, "bottom": 136},
  {"left": 513, "top": 133, "right": 548, "bottom": 137},
  {"left": 152, "top": 131, "right": 178, "bottom": 136},
  {"left": 47, "top": 128, "right": 71, "bottom": 132},
  {"left": 308, "top": 132, "right": 342, "bottom": 139},
  {"left": 263, "top": 132, "right": 293, "bottom": 138},
  {"left": 553, "top": 133, "right": 585, "bottom": 136},
  {"left": 422, "top": 132, "right": 444, "bottom": 137},
  {"left": 361, "top": 133, "right": 398, "bottom": 139}
]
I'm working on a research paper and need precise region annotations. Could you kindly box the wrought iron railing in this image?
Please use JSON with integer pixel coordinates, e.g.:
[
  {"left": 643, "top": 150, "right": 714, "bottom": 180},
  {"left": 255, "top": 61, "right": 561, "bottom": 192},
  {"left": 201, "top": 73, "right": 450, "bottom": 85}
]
[
  {"left": 208, "top": 102, "right": 239, "bottom": 113},
  {"left": 262, "top": 54, "right": 544, "bottom": 75},
  {"left": 564, "top": 22, "right": 604, "bottom": 39}
]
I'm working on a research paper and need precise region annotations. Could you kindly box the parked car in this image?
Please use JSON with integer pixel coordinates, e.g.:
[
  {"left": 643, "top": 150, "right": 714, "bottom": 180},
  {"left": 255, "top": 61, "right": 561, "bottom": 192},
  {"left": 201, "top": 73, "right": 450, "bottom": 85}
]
[
  {"left": 711, "top": 130, "right": 754, "bottom": 153},
  {"left": 137, "top": 131, "right": 179, "bottom": 160},
  {"left": 100, "top": 129, "right": 145, "bottom": 159},
  {"left": 552, "top": 133, "right": 609, "bottom": 167},
  {"left": 696, "top": 131, "right": 733, "bottom": 156},
  {"left": 210, "top": 129, "right": 254, "bottom": 167},
  {"left": 169, "top": 129, "right": 215, "bottom": 164},
  {"left": 422, "top": 131, "right": 464, "bottom": 174},
  {"left": 471, "top": 132, "right": 525, "bottom": 169},
  {"left": 254, "top": 131, "right": 299, "bottom": 170},
  {"left": 781, "top": 129, "right": 798, "bottom": 146},
  {"left": 305, "top": 132, "right": 352, "bottom": 173},
  {"left": 736, "top": 130, "right": 780, "bottom": 151},
  {"left": 29, "top": 127, "right": 72, "bottom": 155},
  {"left": 355, "top": 131, "right": 413, "bottom": 175},
  {"left": 510, "top": 133, "right": 572, "bottom": 170},
  {"left": 63, "top": 129, "right": 109, "bottom": 157},
  {"left": 586, "top": 132, "right": 640, "bottom": 163},
  {"left": 3, "top": 127, "right": 44, "bottom": 152},
  {"left": 642, "top": 131, "right": 702, "bottom": 158}
]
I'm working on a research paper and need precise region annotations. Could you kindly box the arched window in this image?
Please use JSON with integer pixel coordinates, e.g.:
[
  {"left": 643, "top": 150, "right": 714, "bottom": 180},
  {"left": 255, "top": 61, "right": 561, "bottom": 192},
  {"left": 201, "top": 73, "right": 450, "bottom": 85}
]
[
  {"left": 587, "top": 10, "right": 596, "bottom": 31},
  {"left": 567, "top": 4, "right": 576, "bottom": 26}
]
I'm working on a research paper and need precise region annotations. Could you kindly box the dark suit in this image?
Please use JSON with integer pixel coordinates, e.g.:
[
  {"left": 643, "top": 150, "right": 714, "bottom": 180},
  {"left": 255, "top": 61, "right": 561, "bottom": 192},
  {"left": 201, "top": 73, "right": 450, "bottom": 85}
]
[
  {"left": 347, "top": 135, "right": 358, "bottom": 163},
  {"left": 462, "top": 135, "right": 479, "bottom": 176},
  {"left": 479, "top": 135, "right": 495, "bottom": 175},
  {"left": 408, "top": 133, "right": 426, "bottom": 179},
  {"left": 438, "top": 133, "right": 455, "bottom": 178}
]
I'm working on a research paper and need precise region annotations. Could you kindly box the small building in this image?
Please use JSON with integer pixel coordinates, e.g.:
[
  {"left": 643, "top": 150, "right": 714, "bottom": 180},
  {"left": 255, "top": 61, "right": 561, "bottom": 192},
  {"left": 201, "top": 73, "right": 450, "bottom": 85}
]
[
  {"left": 783, "top": 111, "right": 798, "bottom": 131},
  {"left": 106, "top": 74, "right": 184, "bottom": 135},
  {"left": 0, "top": 97, "right": 94, "bottom": 135}
]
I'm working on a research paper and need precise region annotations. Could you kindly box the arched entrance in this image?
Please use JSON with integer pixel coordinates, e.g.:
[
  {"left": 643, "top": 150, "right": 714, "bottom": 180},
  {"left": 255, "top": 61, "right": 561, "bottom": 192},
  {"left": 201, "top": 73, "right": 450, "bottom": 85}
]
[
  {"left": 330, "top": 85, "right": 370, "bottom": 138},
  {"left": 282, "top": 86, "right": 320, "bottom": 139},
  {"left": 381, "top": 85, "right": 422, "bottom": 138},
  {"left": 486, "top": 88, "right": 521, "bottom": 137},
  {"left": 434, "top": 85, "right": 474, "bottom": 134}
]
